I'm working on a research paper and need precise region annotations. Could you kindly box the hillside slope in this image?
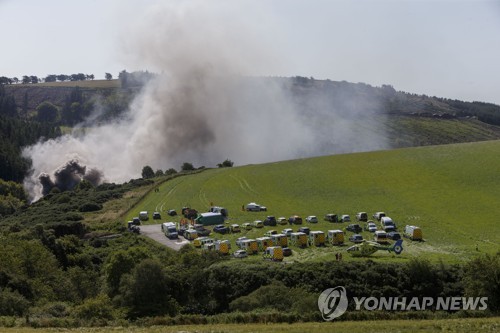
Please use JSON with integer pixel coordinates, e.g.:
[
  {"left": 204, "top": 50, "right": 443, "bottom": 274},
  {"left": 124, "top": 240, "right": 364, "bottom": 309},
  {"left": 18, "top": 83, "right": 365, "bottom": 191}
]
[{"left": 128, "top": 140, "right": 500, "bottom": 262}]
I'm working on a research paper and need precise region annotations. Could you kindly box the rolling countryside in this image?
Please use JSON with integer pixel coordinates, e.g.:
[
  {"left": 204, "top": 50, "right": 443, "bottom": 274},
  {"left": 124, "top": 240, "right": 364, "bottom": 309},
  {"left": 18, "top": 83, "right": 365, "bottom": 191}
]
[{"left": 126, "top": 140, "right": 500, "bottom": 262}]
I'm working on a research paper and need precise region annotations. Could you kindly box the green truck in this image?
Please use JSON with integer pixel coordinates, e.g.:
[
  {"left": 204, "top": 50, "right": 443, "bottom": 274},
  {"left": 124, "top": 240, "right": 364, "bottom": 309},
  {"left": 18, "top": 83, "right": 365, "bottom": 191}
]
[{"left": 195, "top": 212, "right": 225, "bottom": 226}]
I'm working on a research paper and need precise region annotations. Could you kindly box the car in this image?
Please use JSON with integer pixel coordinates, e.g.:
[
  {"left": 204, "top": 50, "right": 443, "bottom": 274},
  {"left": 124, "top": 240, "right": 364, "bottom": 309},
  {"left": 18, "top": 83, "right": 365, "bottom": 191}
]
[
  {"left": 381, "top": 216, "right": 396, "bottom": 232},
  {"left": 132, "top": 217, "right": 141, "bottom": 225},
  {"left": 282, "top": 247, "right": 292, "bottom": 257},
  {"left": 233, "top": 250, "right": 248, "bottom": 258},
  {"left": 365, "top": 222, "right": 377, "bottom": 232},
  {"left": 298, "top": 226, "right": 310, "bottom": 235},
  {"left": 387, "top": 231, "right": 401, "bottom": 240},
  {"left": 265, "top": 230, "right": 278, "bottom": 236},
  {"left": 260, "top": 206, "right": 267, "bottom": 212},
  {"left": 242, "top": 223, "right": 253, "bottom": 230},
  {"left": 194, "top": 225, "right": 211, "bottom": 236},
  {"left": 324, "top": 214, "right": 339, "bottom": 222},
  {"left": 373, "top": 212, "right": 386, "bottom": 221},
  {"left": 153, "top": 211, "right": 161, "bottom": 220},
  {"left": 230, "top": 224, "right": 241, "bottom": 233},
  {"left": 277, "top": 217, "right": 288, "bottom": 225},
  {"left": 236, "top": 237, "right": 249, "bottom": 248},
  {"left": 349, "top": 234, "right": 364, "bottom": 243},
  {"left": 288, "top": 215, "right": 303, "bottom": 225},
  {"left": 253, "top": 220, "right": 264, "bottom": 228},
  {"left": 167, "top": 209, "right": 177, "bottom": 216},
  {"left": 282, "top": 228, "right": 293, "bottom": 237},
  {"left": 306, "top": 216, "right": 318, "bottom": 223},
  {"left": 213, "top": 225, "right": 229, "bottom": 234},
  {"left": 340, "top": 215, "right": 351, "bottom": 222},
  {"left": 356, "top": 212, "right": 368, "bottom": 222},
  {"left": 264, "top": 216, "right": 277, "bottom": 226},
  {"left": 374, "top": 230, "right": 389, "bottom": 244},
  {"left": 346, "top": 224, "right": 362, "bottom": 233}
]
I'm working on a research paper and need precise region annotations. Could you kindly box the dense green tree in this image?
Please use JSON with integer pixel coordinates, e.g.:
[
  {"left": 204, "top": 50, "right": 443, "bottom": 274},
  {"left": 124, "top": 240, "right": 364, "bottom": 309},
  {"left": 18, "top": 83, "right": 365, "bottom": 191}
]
[
  {"left": 105, "top": 72, "right": 113, "bottom": 80},
  {"left": 217, "top": 159, "right": 234, "bottom": 168},
  {"left": 141, "top": 165, "right": 155, "bottom": 179},
  {"left": 463, "top": 253, "right": 500, "bottom": 312},
  {"left": 181, "top": 162, "right": 195, "bottom": 171},
  {"left": 155, "top": 169, "right": 164, "bottom": 177},
  {"left": 36, "top": 101, "right": 59, "bottom": 122},
  {"left": 118, "top": 259, "right": 178, "bottom": 318},
  {"left": 165, "top": 168, "right": 177, "bottom": 175}
]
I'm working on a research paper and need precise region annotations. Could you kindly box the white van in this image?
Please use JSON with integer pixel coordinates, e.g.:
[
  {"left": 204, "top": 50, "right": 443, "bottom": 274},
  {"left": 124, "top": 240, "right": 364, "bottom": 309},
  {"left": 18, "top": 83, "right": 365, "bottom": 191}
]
[
  {"left": 374, "top": 230, "right": 389, "bottom": 244},
  {"left": 139, "top": 211, "right": 149, "bottom": 221}
]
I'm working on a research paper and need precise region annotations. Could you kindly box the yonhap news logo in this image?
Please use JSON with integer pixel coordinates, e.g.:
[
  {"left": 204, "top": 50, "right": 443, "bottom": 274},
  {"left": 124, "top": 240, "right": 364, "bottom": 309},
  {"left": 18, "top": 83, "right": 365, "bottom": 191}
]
[
  {"left": 318, "top": 286, "right": 488, "bottom": 320},
  {"left": 317, "top": 286, "right": 348, "bottom": 321}
]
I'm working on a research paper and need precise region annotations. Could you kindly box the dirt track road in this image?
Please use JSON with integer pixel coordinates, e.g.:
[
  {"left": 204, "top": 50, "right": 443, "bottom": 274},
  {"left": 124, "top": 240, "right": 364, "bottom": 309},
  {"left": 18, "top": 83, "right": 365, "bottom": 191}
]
[{"left": 140, "top": 224, "right": 190, "bottom": 251}]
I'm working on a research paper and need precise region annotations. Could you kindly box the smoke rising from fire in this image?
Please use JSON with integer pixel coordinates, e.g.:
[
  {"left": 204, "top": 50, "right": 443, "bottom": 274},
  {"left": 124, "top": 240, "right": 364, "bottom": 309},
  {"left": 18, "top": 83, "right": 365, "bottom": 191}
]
[{"left": 23, "top": 2, "right": 389, "bottom": 200}]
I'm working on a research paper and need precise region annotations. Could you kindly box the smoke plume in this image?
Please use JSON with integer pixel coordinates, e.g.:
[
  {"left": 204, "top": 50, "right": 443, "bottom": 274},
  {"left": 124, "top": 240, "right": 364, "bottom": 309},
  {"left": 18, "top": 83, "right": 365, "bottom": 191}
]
[{"left": 22, "top": 2, "right": 389, "bottom": 200}]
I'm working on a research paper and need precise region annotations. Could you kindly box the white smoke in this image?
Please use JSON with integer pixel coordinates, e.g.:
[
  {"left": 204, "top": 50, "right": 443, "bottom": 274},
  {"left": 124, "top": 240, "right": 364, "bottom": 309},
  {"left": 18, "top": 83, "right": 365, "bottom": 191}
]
[{"left": 22, "top": 2, "right": 389, "bottom": 200}]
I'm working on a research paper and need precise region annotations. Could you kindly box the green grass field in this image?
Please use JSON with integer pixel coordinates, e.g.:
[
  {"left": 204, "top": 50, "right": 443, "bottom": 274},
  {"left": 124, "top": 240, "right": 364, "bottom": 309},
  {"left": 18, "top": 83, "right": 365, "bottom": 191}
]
[
  {"left": 1, "top": 317, "right": 498, "bottom": 333},
  {"left": 125, "top": 140, "right": 500, "bottom": 263}
]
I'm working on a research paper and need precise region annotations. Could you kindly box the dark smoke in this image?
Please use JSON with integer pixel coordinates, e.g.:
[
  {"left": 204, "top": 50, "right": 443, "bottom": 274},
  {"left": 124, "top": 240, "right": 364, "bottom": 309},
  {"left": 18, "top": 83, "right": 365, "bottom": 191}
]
[{"left": 39, "top": 159, "right": 103, "bottom": 195}]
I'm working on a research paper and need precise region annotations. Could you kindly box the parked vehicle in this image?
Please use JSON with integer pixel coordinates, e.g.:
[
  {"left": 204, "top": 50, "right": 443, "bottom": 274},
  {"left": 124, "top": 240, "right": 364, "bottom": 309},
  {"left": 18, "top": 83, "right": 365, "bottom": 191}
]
[
  {"left": 309, "top": 231, "right": 325, "bottom": 247},
  {"left": 196, "top": 212, "right": 224, "bottom": 226},
  {"left": 282, "top": 247, "right": 293, "bottom": 257},
  {"left": 387, "top": 231, "right": 401, "bottom": 240},
  {"left": 271, "top": 234, "right": 288, "bottom": 247},
  {"left": 404, "top": 225, "right": 423, "bottom": 241},
  {"left": 213, "top": 224, "right": 230, "bottom": 234},
  {"left": 277, "top": 217, "right": 288, "bottom": 225},
  {"left": 182, "top": 208, "right": 198, "bottom": 219},
  {"left": 230, "top": 224, "right": 241, "bottom": 233},
  {"left": 167, "top": 209, "right": 177, "bottom": 216},
  {"left": 306, "top": 216, "right": 318, "bottom": 223},
  {"left": 380, "top": 216, "right": 396, "bottom": 232},
  {"left": 153, "top": 211, "right": 161, "bottom": 220},
  {"left": 233, "top": 249, "right": 248, "bottom": 258},
  {"left": 346, "top": 224, "right": 362, "bottom": 233},
  {"left": 246, "top": 202, "right": 266, "bottom": 212},
  {"left": 298, "top": 226, "right": 311, "bottom": 235},
  {"left": 282, "top": 228, "right": 293, "bottom": 237},
  {"left": 340, "top": 215, "right": 351, "bottom": 222},
  {"left": 290, "top": 232, "right": 308, "bottom": 247},
  {"left": 193, "top": 237, "right": 214, "bottom": 248},
  {"left": 265, "top": 230, "right": 278, "bottom": 236},
  {"left": 356, "top": 212, "right": 368, "bottom": 222},
  {"left": 324, "top": 214, "right": 339, "bottom": 222},
  {"left": 327, "top": 230, "right": 345, "bottom": 245},
  {"left": 240, "top": 239, "right": 258, "bottom": 254},
  {"left": 263, "top": 246, "right": 284, "bottom": 261},
  {"left": 288, "top": 215, "right": 303, "bottom": 225},
  {"left": 209, "top": 206, "right": 228, "bottom": 217},
  {"left": 253, "top": 220, "right": 264, "bottom": 228},
  {"left": 184, "top": 229, "right": 198, "bottom": 241},
  {"left": 264, "top": 216, "right": 277, "bottom": 226},
  {"left": 139, "top": 211, "right": 149, "bottom": 221},
  {"left": 236, "top": 237, "right": 249, "bottom": 248},
  {"left": 349, "top": 234, "right": 364, "bottom": 243},
  {"left": 256, "top": 237, "right": 274, "bottom": 250},
  {"left": 373, "top": 212, "right": 386, "bottom": 221},
  {"left": 215, "top": 240, "right": 230, "bottom": 255},
  {"left": 194, "top": 224, "right": 211, "bottom": 237},
  {"left": 132, "top": 217, "right": 141, "bottom": 225},
  {"left": 374, "top": 230, "right": 389, "bottom": 244},
  {"left": 242, "top": 223, "right": 253, "bottom": 230},
  {"left": 365, "top": 221, "right": 377, "bottom": 232},
  {"left": 162, "top": 222, "right": 178, "bottom": 239}
]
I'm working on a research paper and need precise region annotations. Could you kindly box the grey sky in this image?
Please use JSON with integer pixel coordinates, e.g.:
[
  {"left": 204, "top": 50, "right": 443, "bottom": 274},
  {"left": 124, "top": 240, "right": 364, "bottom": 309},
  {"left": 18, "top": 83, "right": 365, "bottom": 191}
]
[{"left": 1, "top": 0, "right": 499, "bottom": 104}]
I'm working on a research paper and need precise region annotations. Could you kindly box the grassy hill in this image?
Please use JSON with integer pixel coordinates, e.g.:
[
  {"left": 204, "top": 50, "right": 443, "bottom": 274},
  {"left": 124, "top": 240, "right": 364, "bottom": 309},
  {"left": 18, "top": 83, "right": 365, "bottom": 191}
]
[{"left": 127, "top": 140, "right": 500, "bottom": 262}]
